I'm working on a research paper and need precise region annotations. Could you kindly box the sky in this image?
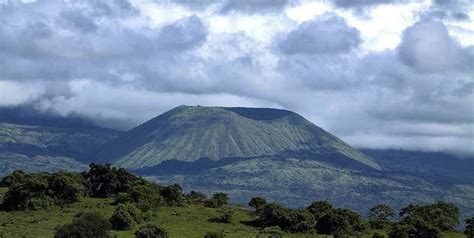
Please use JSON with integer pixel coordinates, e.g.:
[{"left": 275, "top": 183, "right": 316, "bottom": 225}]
[{"left": 0, "top": 0, "right": 473, "bottom": 155}]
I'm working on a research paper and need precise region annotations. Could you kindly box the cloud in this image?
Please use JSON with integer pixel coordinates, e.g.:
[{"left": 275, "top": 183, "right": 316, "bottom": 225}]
[
  {"left": 398, "top": 20, "right": 473, "bottom": 73},
  {"left": 173, "top": 0, "right": 290, "bottom": 14},
  {"left": 0, "top": 0, "right": 472, "bottom": 155},
  {"left": 422, "top": 0, "right": 471, "bottom": 22},
  {"left": 276, "top": 13, "right": 361, "bottom": 55},
  {"left": 219, "top": 0, "right": 290, "bottom": 14},
  {"left": 0, "top": 81, "right": 45, "bottom": 106},
  {"left": 332, "top": 0, "right": 403, "bottom": 8}
]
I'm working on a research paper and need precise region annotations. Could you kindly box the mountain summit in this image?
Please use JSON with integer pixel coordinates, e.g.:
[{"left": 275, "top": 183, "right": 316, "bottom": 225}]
[{"left": 95, "top": 105, "right": 379, "bottom": 170}]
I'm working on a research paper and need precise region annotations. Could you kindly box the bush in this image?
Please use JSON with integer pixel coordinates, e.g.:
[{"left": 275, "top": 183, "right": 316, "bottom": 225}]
[
  {"left": 187, "top": 191, "right": 207, "bottom": 204},
  {"left": 368, "top": 204, "right": 395, "bottom": 229},
  {"left": 1, "top": 172, "right": 84, "bottom": 211},
  {"left": 205, "top": 193, "right": 228, "bottom": 208},
  {"left": 0, "top": 170, "right": 26, "bottom": 187},
  {"left": 129, "top": 184, "right": 165, "bottom": 212},
  {"left": 255, "top": 203, "right": 315, "bottom": 233},
  {"left": 389, "top": 202, "right": 460, "bottom": 238},
  {"left": 160, "top": 184, "right": 186, "bottom": 206},
  {"left": 110, "top": 204, "right": 148, "bottom": 230},
  {"left": 54, "top": 212, "right": 112, "bottom": 238},
  {"left": 110, "top": 206, "right": 134, "bottom": 230},
  {"left": 315, "top": 208, "right": 365, "bottom": 235},
  {"left": 249, "top": 197, "right": 267, "bottom": 211},
  {"left": 134, "top": 224, "right": 169, "bottom": 238},
  {"left": 466, "top": 217, "right": 474, "bottom": 238},
  {"left": 87, "top": 163, "right": 146, "bottom": 198},
  {"left": 208, "top": 210, "right": 233, "bottom": 223},
  {"left": 204, "top": 231, "right": 225, "bottom": 238}
]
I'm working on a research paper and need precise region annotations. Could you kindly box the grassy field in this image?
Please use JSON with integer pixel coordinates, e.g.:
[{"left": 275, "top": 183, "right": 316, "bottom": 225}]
[{"left": 0, "top": 187, "right": 466, "bottom": 238}]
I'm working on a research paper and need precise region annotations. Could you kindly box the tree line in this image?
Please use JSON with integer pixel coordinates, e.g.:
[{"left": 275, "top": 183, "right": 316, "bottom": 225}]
[{"left": 0, "top": 164, "right": 472, "bottom": 238}]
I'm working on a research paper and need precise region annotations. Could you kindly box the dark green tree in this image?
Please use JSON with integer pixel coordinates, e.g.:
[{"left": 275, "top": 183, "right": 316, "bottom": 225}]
[
  {"left": 86, "top": 163, "right": 146, "bottom": 198},
  {"left": 110, "top": 204, "right": 147, "bottom": 230},
  {"left": 134, "top": 224, "right": 169, "bottom": 238},
  {"left": 160, "top": 184, "right": 185, "bottom": 206},
  {"left": 306, "top": 200, "right": 333, "bottom": 221},
  {"left": 465, "top": 217, "right": 474, "bottom": 238},
  {"left": 249, "top": 197, "right": 267, "bottom": 211},
  {"left": 368, "top": 204, "right": 395, "bottom": 229},
  {"left": 187, "top": 191, "right": 207, "bottom": 204},
  {"left": 205, "top": 192, "right": 228, "bottom": 208},
  {"left": 0, "top": 170, "right": 26, "bottom": 187},
  {"left": 54, "top": 212, "right": 112, "bottom": 238}
]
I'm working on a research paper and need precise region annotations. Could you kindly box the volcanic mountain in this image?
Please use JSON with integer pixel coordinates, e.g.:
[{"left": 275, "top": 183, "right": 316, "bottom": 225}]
[{"left": 94, "top": 105, "right": 380, "bottom": 170}]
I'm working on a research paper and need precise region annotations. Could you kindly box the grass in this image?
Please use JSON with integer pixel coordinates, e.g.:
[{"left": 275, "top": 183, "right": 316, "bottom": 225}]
[{"left": 0, "top": 187, "right": 467, "bottom": 238}]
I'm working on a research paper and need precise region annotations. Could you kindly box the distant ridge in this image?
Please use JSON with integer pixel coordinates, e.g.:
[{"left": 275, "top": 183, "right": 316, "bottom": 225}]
[{"left": 95, "top": 105, "right": 380, "bottom": 170}]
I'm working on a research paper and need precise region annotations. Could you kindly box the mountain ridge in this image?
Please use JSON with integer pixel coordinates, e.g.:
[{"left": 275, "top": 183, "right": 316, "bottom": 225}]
[{"left": 94, "top": 105, "right": 380, "bottom": 170}]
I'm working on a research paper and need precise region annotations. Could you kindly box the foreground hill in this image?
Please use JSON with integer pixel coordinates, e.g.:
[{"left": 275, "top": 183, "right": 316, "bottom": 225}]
[{"left": 0, "top": 107, "right": 119, "bottom": 176}]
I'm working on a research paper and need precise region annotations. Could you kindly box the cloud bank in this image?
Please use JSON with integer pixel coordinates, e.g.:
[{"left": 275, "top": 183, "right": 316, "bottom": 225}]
[{"left": 0, "top": 0, "right": 472, "bottom": 155}]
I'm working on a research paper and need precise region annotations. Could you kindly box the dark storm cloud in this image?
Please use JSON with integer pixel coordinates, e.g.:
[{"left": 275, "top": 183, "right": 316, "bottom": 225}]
[
  {"left": 276, "top": 13, "right": 361, "bottom": 55},
  {"left": 332, "top": 0, "right": 403, "bottom": 8},
  {"left": 219, "top": 0, "right": 290, "bottom": 13},
  {"left": 172, "top": 0, "right": 290, "bottom": 13},
  {"left": 421, "top": 0, "right": 471, "bottom": 22}
]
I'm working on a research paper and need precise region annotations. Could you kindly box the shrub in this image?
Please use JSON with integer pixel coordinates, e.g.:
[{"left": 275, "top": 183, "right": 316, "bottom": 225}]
[
  {"left": 160, "top": 184, "right": 186, "bottom": 206},
  {"left": 249, "top": 197, "right": 267, "bottom": 211},
  {"left": 110, "top": 206, "right": 134, "bottom": 230},
  {"left": 205, "top": 193, "right": 228, "bottom": 208},
  {"left": 54, "top": 212, "right": 112, "bottom": 238},
  {"left": 389, "top": 202, "right": 460, "bottom": 238},
  {"left": 110, "top": 204, "right": 148, "bottom": 230},
  {"left": 316, "top": 208, "right": 366, "bottom": 235},
  {"left": 1, "top": 172, "right": 84, "bottom": 211},
  {"left": 204, "top": 231, "right": 225, "bottom": 238},
  {"left": 0, "top": 170, "right": 26, "bottom": 187},
  {"left": 187, "top": 191, "right": 207, "bottom": 204},
  {"left": 87, "top": 163, "right": 146, "bottom": 198},
  {"left": 465, "top": 217, "right": 474, "bottom": 238},
  {"left": 368, "top": 204, "right": 395, "bottom": 229},
  {"left": 255, "top": 203, "right": 315, "bottom": 233},
  {"left": 134, "top": 224, "right": 169, "bottom": 238},
  {"left": 306, "top": 200, "right": 333, "bottom": 221},
  {"left": 129, "top": 184, "right": 165, "bottom": 212},
  {"left": 208, "top": 210, "right": 233, "bottom": 223}
]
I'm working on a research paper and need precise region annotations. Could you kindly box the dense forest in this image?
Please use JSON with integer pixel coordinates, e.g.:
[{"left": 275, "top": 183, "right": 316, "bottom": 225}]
[{"left": 0, "top": 164, "right": 472, "bottom": 238}]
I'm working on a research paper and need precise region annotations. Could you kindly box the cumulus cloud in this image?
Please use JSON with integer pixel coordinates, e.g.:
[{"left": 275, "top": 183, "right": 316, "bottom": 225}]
[
  {"left": 422, "top": 0, "right": 471, "bottom": 22},
  {"left": 398, "top": 20, "right": 473, "bottom": 73},
  {"left": 276, "top": 13, "right": 361, "bottom": 55},
  {"left": 173, "top": 0, "right": 290, "bottom": 14},
  {"left": 0, "top": 0, "right": 472, "bottom": 155}
]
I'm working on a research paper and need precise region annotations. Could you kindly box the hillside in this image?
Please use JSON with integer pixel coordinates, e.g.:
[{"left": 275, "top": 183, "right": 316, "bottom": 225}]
[
  {"left": 0, "top": 107, "right": 119, "bottom": 176},
  {"left": 91, "top": 106, "right": 474, "bottom": 219},
  {"left": 0, "top": 167, "right": 468, "bottom": 238},
  {"left": 95, "top": 106, "right": 380, "bottom": 170}
]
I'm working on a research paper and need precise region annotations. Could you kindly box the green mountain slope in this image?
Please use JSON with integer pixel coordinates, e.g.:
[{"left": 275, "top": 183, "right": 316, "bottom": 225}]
[
  {"left": 145, "top": 157, "right": 474, "bottom": 219},
  {"left": 0, "top": 108, "right": 120, "bottom": 176},
  {"left": 96, "top": 106, "right": 380, "bottom": 170}
]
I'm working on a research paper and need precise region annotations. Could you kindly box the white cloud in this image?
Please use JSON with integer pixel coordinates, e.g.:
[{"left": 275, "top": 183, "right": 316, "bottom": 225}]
[{"left": 0, "top": 0, "right": 473, "bottom": 155}]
